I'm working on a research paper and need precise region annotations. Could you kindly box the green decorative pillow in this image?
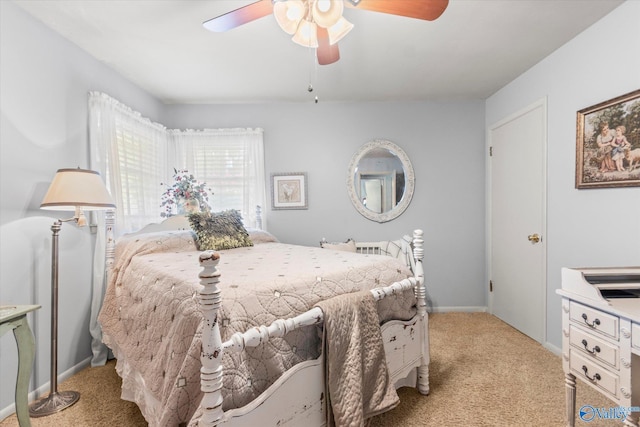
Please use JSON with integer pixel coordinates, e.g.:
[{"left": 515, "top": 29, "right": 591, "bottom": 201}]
[{"left": 188, "top": 210, "right": 253, "bottom": 251}]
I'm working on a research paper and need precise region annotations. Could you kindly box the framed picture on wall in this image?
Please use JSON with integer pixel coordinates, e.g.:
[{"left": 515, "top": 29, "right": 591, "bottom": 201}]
[
  {"left": 575, "top": 89, "right": 640, "bottom": 189},
  {"left": 271, "top": 172, "right": 308, "bottom": 210}
]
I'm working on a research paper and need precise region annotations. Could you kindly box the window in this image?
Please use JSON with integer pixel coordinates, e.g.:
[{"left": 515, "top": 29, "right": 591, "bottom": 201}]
[
  {"left": 89, "top": 93, "right": 265, "bottom": 235},
  {"left": 111, "top": 116, "right": 169, "bottom": 232},
  {"left": 172, "top": 128, "right": 266, "bottom": 228}
]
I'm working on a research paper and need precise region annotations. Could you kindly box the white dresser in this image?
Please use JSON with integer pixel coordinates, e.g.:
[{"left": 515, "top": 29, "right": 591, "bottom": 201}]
[{"left": 558, "top": 267, "right": 640, "bottom": 427}]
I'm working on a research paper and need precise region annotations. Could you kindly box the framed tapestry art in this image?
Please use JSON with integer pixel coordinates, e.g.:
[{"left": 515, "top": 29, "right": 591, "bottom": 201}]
[
  {"left": 575, "top": 89, "right": 640, "bottom": 189},
  {"left": 271, "top": 172, "right": 308, "bottom": 210}
]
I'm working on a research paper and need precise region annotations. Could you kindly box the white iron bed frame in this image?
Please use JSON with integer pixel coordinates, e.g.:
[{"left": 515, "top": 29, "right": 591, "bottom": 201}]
[{"left": 103, "top": 211, "right": 430, "bottom": 426}]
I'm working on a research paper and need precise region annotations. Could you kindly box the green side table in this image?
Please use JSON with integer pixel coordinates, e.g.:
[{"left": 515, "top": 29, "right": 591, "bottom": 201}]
[{"left": 0, "top": 305, "right": 40, "bottom": 427}]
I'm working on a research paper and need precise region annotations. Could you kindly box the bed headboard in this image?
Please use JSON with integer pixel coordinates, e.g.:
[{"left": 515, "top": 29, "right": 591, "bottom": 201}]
[
  {"left": 321, "top": 236, "right": 417, "bottom": 274},
  {"left": 133, "top": 215, "right": 192, "bottom": 234},
  {"left": 123, "top": 206, "right": 263, "bottom": 237}
]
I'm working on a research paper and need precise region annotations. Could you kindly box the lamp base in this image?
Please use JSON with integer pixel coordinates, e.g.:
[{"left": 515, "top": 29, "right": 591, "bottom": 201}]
[{"left": 29, "top": 390, "right": 80, "bottom": 417}]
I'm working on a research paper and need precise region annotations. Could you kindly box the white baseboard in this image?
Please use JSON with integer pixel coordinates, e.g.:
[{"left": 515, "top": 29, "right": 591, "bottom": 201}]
[
  {"left": 543, "top": 342, "right": 562, "bottom": 356},
  {"left": 0, "top": 356, "right": 92, "bottom": 422},
  {"left": 429, "top": 306, "right": 488, "bottom": 313}
]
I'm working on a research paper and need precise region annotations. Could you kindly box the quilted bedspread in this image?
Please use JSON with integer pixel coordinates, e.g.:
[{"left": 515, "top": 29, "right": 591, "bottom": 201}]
[
  {"left": 317, "top": 291, "right": 400, "bottom": 426},
  {"left": 98, "top": 230, "right": 416, "bottom": 426}
]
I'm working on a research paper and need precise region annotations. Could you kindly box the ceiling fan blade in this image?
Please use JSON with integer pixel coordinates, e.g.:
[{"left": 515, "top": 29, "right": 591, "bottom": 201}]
[
  {"left": 317, "top": 27, "right": 340, "bottom": 65},
  {"left": 203, "top": 0, "right": 274, "bottom": 32},
  {"left": 346, "top": 0, "right": 449, "bottom": 21}
]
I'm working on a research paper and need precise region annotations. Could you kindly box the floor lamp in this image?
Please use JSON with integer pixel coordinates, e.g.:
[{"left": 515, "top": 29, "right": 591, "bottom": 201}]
[{"left": 29, "top": 168, "right": 115, "bottom": 417}]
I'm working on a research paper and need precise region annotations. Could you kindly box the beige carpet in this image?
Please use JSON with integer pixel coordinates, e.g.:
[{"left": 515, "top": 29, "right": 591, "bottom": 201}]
[{"left": 1, "top": 312, "right": 618, "bottom": 426}]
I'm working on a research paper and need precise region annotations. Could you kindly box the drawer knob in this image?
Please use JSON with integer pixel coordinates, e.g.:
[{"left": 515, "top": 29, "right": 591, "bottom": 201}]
[
  {"left": 581, "top": 313, "right": 601, "bottom": 328},
  {"left": 582, "top": 365, "right": 601, "bottom": 382},
  {"left": 581, "top": 339, "right": 601, "bottom": 354}
]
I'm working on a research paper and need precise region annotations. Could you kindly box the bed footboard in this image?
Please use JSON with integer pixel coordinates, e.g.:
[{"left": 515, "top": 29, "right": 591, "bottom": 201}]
[{"left": 196, "top": 229, "right": 428, "bottom": 426}]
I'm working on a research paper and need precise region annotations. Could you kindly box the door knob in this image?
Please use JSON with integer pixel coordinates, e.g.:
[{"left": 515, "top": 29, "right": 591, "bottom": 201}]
[{"left": 527, "top": 233, "right": 541, "bottom": 243}]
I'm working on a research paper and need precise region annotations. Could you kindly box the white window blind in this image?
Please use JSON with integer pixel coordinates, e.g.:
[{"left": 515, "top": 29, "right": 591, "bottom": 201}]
[
  {"left": 112, "top": 116, "right": 169, "bottom": 231},
  {"left": 171, "top": 128, "right": 265, "bottom": 228},
  {"left": 89, "top": 93, "right": 169, "bottom": 234}
]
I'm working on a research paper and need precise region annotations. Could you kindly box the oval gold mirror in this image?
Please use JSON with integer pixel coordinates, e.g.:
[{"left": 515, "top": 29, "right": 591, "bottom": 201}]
[{"left": 346, "top": 139, "right": 414, "bottom": 223}]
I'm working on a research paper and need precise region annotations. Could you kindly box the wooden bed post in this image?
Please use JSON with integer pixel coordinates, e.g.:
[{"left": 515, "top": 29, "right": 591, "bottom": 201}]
[
  {"left": 198, "top": 251, "right": 224, "bottom": 426},
  {"left": 412, "top": 229, "right": 430, "bottom": 395}
]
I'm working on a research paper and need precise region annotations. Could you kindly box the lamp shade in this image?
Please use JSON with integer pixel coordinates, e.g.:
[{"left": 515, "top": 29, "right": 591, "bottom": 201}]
[
  {"left": 40, "top": 168, "right": 115, "bottom": 211},
  {"left": 311, "top": 0, "right": 343, "bottom": 29},
  {"left": 292, "top": 20, "right": 318, "bottom": 48},
  {"left": 274, "top": 0, "right": 305, "bottom": 35},
  {"left": 327, "top": 16, "right": 354, "bottom": 45}
]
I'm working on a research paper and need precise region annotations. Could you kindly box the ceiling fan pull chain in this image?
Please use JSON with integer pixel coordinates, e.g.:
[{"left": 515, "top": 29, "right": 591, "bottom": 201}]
[{"left": 308, "top": 45, "right": 319, "bottom": 103}]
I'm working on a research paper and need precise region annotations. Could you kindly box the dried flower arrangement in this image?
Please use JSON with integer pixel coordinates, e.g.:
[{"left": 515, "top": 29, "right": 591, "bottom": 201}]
[{"left": 160, "top": 169, "right": 212, "bottom": 217}]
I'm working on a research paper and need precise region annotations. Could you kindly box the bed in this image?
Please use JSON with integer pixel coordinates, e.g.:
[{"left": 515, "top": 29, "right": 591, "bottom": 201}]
[{"left": 97, "top": 211, "right": 430, "bottom": 426}]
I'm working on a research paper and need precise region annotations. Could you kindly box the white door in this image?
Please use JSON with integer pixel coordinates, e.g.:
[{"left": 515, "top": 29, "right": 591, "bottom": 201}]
[
  {"left": 489, "top": 99, "right": 547, "bottom": 343},
  {"left": 362, "top": 179, "right": 383, "bottom": 213}
]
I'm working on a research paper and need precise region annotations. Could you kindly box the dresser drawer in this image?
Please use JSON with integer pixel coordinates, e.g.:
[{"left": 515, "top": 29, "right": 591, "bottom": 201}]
[
  {"left": 570, "top": 350, "right": 619, "bottom": 399},
  {"left": 569, "top": 301, "right": 619, "bottom": 340},
  {"left": 569, "top": 325, "right": 619, "bottom": 369},
  {"left": 633, "top": 323, "right": 640, "bottom": 351}
]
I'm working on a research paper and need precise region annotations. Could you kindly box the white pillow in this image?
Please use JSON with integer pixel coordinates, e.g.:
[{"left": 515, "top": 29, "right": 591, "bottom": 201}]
[
  {"left": 246, "top": 228, "right": 279, "bottom": 244},
  {"left": 320, "top": 239, "right": 357, "bottom": 253}
]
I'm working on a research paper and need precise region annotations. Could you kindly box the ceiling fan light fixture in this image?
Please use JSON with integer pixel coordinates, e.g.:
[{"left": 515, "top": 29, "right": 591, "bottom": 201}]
[
  {"left": 311, "top": 0, "right": 343, "bottom": 29},
  {"left": 327, "top": 16, "right": 354, "bottom": 45},
  {"left": 274, "top": 0, "right": 306, "bottom": 35},
  {"left": 204, "top": 0, "right": 449, "bottom": 65},
  {"left": 292, "top": 19, "right": 319, "bottom": 48}
]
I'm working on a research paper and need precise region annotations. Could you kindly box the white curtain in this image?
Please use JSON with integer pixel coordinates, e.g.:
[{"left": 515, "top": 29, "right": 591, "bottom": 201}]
[
  {"left": 90, "top": 93, "right": 170, "bottom": 234},
  {"left": 88, "top": 92, "right": 170, "bottom": 365},
  {"left": 87, "top": 92, "right": 265, "bottom": 365},
  {"left": 170, "top": 128, "right": 266, "bottom": 228}
]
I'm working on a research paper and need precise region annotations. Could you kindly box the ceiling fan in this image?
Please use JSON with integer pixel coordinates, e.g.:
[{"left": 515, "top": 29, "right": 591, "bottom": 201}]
[{"left": 203, "top": 0, "right": 449, "bottom": 65}]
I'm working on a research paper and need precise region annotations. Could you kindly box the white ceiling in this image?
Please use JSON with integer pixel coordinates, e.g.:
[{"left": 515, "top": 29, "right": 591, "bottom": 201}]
[{"left": 13, "top": 0, "right": 624, "bottom": 104}]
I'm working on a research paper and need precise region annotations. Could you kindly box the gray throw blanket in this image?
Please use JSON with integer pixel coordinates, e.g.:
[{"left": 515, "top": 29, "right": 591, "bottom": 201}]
[{"left": 315, "top": 291, "right": 400, "bottom": 427}]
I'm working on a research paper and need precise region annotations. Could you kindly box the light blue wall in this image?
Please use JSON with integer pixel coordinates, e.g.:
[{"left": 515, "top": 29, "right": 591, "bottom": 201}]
[
  {"left": 162, "top": 100, "right": 487, "bottom": 313},
  {"left": 0, "top": 1, "right": 163, "bottom": 416},
  {"left": 485, "top": 1, "right": 640, "bottom": 351}
]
